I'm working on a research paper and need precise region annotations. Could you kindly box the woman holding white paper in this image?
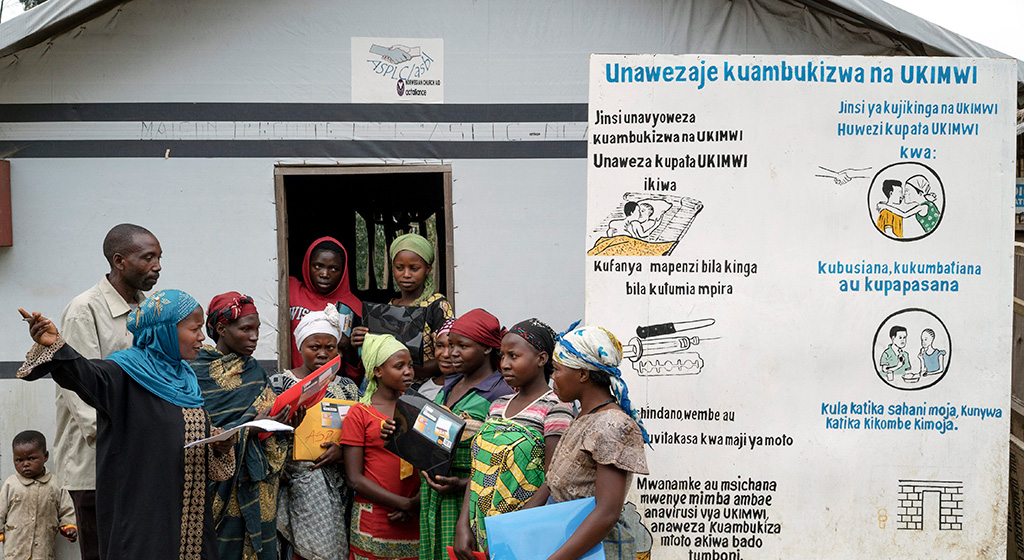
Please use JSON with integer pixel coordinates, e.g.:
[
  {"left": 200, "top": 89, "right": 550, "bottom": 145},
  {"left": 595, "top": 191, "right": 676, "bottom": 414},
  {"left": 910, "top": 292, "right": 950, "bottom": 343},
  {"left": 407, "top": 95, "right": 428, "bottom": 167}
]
[
  {"left": 191, "top": 292, "right": 297, "bottom": 560},
  {"left": 16, "top": 290, "right": 236, "bottom": 560},
  {"left": 270, "top": 304, "right": 361, "bottom": 560}
]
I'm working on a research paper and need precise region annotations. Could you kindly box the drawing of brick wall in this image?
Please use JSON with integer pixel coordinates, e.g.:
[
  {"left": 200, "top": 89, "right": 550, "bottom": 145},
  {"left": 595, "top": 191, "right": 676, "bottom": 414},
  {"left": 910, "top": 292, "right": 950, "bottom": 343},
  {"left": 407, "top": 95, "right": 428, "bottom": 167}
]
[{"left": 897, "top": 480, "right": 963, "bottom": 531}]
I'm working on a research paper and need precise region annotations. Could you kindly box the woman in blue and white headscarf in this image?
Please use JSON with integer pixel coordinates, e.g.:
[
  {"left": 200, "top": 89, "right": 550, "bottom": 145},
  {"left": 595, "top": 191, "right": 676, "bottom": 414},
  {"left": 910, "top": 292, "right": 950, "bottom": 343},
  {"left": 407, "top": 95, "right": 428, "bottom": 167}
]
[
  {"left": 18, "top": 290, "right": 235, "bottom": 560},
  {"left": 519, "top": 323, "right": 650, "bottom": 560}
]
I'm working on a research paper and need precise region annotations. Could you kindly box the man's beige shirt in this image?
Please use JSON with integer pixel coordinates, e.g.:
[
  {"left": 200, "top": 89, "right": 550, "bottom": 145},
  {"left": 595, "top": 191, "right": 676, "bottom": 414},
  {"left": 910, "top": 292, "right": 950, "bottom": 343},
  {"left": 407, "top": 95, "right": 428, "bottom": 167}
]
[{"left": 56, "top": 276, "right": 142, "bottom": 490}]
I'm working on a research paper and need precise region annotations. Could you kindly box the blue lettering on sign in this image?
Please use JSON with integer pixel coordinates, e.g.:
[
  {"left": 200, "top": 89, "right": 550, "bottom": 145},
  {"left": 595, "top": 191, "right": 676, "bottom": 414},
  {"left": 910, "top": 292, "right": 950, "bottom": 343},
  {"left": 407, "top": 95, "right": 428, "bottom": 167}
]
[{"left": 1016, "top": 182, "right": 1024, "bottom": 213}]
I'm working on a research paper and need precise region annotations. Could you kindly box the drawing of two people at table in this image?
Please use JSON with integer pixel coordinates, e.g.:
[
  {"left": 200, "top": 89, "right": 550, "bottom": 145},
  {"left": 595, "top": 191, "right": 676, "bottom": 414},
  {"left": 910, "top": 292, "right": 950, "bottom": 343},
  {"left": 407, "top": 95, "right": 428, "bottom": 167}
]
[
  {"left": 875, "top": 174, "right": 941, "bottom": 238},
  {"left": 879, "top": 325, "right": 946, "bottom": 383}
]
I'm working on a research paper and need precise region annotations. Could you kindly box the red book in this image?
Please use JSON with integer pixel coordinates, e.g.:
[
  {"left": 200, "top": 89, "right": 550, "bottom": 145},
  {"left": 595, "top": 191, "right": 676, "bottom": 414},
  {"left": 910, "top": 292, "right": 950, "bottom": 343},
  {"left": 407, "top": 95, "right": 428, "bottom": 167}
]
[
  {"left": 446, "top": 545, "right": 486, "bottom": 560},
  {"left": 269, "top": 356, "right": 341, "bottom": 421}
]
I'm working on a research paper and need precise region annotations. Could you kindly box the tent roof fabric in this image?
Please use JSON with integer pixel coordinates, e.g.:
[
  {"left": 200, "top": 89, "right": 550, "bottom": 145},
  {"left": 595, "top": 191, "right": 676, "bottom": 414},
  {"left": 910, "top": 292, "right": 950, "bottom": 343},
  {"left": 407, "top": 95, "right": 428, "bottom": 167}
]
[
  {"left": 0, "top": 0, "right": 1021, "bottom": 84},
  {"left": 0, "top": 0, "right": 122, "bottom": 59}
]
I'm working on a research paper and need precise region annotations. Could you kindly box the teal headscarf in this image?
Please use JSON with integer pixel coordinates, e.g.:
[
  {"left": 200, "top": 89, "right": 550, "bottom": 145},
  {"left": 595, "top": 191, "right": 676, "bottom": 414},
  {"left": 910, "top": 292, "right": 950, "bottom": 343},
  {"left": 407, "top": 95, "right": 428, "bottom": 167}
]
[
  {"left": 359, "top": 333, "right": 409, "bottom": 404},
  {"left": 390, "top": 233, "right": 436, "bottom": 305},
  {"left": 108, "top": 289, "right": 205, "bottom": 408}
]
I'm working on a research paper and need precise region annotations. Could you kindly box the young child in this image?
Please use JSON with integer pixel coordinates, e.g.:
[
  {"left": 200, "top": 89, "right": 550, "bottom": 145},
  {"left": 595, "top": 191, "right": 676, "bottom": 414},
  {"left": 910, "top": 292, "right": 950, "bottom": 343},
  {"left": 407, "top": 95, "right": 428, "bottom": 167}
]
[
  {"left": 0, "top": 430, "right": 77, "bottom": 560},
  {"left": 339, "top": 334, "right": 421, "bottom": 560},
  {"left": 413, "top": 318, "right": 455, "bottom": 401},
  {"left": 454, "top": 318, "right": 576, "bottom": 557},
  {"left": 523, "top": 323, "right": 649, "bottom": 560}
]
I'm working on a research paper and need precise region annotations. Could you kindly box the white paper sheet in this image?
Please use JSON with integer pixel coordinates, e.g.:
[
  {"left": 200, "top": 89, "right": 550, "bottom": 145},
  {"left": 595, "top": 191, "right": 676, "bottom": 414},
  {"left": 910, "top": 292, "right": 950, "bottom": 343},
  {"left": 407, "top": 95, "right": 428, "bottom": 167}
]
[{"left": 184, "top": 419, "right": 293, "bottom": 448}]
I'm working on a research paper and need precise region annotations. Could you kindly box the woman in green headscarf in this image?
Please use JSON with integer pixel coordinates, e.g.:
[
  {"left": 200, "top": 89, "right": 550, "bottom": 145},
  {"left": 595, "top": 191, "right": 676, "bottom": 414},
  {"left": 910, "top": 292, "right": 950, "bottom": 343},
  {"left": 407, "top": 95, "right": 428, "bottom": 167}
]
[
  {"left": 352, "top": 233, "right": 454, "bottom": 381},
  {"left": 339, "top": 334, "right": 420, "bottom": 560}
]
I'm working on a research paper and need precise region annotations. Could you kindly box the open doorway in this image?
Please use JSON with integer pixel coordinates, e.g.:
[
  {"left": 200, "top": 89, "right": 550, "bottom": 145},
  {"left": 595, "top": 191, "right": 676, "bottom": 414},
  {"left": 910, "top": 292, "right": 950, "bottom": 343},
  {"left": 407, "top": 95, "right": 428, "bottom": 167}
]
[{"left": 274, "top": 165, "right": 453, "bottom": 369}]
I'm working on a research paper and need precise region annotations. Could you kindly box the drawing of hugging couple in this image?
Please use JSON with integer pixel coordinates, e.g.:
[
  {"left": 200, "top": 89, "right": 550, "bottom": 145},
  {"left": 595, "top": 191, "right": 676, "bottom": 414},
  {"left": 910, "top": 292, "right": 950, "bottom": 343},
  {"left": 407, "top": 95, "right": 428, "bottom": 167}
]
[
  {"left": 875, "top": 175, "right": 940, "bottom": 238},
  {"left": 880, "top": 325, "right": 946, "bottom": 383}
]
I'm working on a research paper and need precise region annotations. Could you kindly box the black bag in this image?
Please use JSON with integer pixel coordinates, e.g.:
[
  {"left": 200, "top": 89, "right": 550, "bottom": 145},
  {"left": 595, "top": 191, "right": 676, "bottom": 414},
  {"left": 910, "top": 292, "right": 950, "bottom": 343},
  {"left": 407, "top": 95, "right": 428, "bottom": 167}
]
[
  {"left": 385, "top": 389, "right": 466, "bottom": 477},
  {"left": 362, "top": 302, "right": 427, "bottom": 365}
]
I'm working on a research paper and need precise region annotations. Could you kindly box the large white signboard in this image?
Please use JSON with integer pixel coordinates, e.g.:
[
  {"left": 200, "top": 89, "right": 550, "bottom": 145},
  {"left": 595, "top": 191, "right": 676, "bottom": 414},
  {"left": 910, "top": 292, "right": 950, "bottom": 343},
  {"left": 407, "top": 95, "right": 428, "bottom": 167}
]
[
  {"left": 585, "top": 54, "right": 1015, "bottom": 558},
  {"left": 352, "top": 37, "right": 443, "bottom": 103}
]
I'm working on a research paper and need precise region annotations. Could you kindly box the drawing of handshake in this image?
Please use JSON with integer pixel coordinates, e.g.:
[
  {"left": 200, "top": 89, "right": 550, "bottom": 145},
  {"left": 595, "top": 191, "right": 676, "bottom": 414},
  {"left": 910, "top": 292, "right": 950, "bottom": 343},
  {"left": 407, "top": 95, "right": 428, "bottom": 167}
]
[{"left": 370, "top": 44, "right": 422, "bottom": 64}]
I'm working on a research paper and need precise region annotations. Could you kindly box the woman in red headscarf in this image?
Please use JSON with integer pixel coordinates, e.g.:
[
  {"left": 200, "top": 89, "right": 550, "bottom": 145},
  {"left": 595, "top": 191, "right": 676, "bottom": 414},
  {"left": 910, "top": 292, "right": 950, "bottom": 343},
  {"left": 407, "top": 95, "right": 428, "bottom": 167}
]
[
  {"left": 287, "top": 237, "right": 363, "bottom": 373},
  {"left": 417, "top": 309, "right": 513, "bottom": 560},
  {"left": 189, "top": 292, "right": 295, "bottom": 560}
]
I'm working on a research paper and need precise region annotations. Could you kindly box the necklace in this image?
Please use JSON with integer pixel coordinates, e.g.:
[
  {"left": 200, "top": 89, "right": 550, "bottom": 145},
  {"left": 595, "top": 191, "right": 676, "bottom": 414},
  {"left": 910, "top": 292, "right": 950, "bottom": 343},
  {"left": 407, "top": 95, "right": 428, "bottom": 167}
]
[{"left": 586, "top": 398, "right": 616, "bottom": 415}]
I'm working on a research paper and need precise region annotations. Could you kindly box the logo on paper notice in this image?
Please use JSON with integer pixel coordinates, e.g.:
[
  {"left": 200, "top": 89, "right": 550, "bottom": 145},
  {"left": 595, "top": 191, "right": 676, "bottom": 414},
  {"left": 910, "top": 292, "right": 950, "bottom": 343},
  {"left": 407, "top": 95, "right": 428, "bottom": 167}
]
[{"left": 352, "top": 37, "right": 443, "bottom": 103}]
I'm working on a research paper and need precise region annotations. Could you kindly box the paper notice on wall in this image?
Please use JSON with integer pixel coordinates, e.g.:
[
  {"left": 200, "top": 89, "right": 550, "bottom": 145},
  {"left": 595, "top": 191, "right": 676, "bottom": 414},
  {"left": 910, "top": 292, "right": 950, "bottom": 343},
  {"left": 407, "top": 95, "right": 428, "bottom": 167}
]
[
  {"left": 352, "top": 37, "right": 443, "bottom": 103},
  {"left": 585, "top": 54, "right": 1015, "bottom": 559}
]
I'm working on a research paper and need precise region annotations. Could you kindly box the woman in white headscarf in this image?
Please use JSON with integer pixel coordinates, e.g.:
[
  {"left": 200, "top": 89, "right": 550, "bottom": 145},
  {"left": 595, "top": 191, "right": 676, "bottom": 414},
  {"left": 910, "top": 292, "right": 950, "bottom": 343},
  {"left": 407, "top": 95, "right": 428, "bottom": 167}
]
[{"left": 269, "top": 304, "right": 361, "bottom": 560}]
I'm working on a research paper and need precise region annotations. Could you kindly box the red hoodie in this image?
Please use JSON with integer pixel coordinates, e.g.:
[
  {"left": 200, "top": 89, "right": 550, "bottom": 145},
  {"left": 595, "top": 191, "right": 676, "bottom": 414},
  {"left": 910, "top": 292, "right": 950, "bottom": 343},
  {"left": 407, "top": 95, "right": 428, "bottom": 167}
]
[{"left": 287, "top": 236, "right": 363, "bottom": 371}]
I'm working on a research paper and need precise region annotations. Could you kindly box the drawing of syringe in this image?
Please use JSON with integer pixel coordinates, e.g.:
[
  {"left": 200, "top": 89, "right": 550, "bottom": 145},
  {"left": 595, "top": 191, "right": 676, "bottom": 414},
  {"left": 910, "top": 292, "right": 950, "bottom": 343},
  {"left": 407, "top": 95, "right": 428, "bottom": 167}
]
[{"left": 624, "top": 318, "right": 717, "bottom": 376}]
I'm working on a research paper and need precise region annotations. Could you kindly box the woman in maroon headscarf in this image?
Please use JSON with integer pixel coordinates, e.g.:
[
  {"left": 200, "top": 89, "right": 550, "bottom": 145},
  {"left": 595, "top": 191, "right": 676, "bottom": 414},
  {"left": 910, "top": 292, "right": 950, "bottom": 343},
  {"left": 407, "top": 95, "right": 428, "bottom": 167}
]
[
  {"left": 418, "top": 309, "right": 513, "bottom": 560},
  {"left": 287, "top": 237, "right": 363, "bottom": 374},
  {"left": 189, "top": 292, "right": 295, "bottom": 560}
]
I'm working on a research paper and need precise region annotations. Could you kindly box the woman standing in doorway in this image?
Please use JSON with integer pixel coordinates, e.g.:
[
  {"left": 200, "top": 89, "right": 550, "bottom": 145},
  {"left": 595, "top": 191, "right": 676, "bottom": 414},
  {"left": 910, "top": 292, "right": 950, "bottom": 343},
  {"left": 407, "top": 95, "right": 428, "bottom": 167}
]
[
  {"left": 288, "top": 237, "right": 363, "bottom": 375},
  {"left": 352, "top": 233, "right": 454, "bottom": 381}
]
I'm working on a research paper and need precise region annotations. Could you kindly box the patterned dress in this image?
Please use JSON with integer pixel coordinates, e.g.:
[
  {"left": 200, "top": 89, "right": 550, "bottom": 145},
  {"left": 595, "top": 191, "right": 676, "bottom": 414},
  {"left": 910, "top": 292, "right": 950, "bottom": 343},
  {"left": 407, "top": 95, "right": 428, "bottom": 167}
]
[
  {"left": 467, "top": 391, "right": 575, "bottom": 548},
  {"left": 391, "top": 292, "right": 454, "bottom": 363},
  {"left": 191, "top": 346, "right": 287, "bottom": 560},
  {"left": 269, "top": 371, "right": 361, "bottom": 560}
]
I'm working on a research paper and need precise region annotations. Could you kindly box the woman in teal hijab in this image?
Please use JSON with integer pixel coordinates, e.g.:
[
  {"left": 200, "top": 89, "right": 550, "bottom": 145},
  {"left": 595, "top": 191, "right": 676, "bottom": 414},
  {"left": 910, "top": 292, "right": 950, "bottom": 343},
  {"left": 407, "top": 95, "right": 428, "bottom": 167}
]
[{"left": 18, "top": 290, "right": 235, "bottom": 560}]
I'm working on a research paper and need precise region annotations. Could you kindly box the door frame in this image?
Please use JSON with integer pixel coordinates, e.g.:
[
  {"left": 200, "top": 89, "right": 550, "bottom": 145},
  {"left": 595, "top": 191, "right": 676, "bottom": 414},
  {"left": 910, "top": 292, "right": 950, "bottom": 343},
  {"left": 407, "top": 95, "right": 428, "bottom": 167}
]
[{"left": 273, "top": 164, "right": 454, "bottom": 370}]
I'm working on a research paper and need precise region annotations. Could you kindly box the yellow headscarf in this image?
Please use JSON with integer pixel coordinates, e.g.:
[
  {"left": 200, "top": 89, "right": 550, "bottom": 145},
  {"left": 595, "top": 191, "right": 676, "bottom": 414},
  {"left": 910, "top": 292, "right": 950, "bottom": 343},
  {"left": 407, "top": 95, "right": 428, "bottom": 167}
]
[{"left": 360, "top": 333, "right": 409, "bottom": 404}]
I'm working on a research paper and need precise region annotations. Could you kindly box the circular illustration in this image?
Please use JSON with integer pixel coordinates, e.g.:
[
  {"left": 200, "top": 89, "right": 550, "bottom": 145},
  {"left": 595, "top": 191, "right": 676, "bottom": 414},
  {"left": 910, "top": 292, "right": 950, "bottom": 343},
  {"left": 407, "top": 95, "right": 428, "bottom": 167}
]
[
  {"left": 872, "top": 308, "right": 951, "bottom": 391},
  {"left": 867, "top": 162, "right": 945, "bottom": 241}
]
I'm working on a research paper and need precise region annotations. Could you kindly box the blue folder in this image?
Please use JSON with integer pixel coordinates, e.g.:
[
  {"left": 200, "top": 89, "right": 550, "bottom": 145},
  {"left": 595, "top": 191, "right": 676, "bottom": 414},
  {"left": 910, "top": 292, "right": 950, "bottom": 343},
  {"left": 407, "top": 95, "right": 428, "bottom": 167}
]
[{"left": 484, "top": 497, "right": 604, "bottom": 560}]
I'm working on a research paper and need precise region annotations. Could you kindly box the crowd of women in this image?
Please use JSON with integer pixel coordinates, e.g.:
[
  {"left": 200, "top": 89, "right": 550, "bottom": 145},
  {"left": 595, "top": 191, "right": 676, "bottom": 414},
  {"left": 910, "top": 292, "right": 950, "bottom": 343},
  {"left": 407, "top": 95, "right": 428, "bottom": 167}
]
[{"left": 17, "top": 232, "right": 650, "bottom": 560}]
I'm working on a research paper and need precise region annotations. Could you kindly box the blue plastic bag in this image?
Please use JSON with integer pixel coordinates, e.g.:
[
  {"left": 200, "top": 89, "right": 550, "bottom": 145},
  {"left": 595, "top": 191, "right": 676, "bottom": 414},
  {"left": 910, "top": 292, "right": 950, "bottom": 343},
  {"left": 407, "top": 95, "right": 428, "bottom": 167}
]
[{"left": 483, "top": 497, "right": 604, "bottom": 560}]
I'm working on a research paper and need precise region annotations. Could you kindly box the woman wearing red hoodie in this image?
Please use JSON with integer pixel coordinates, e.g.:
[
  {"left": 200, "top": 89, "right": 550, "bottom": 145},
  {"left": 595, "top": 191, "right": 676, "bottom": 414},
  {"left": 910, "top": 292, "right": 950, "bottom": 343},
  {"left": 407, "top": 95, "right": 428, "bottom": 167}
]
[{"left": 287, "top": 237, "right": 363, "bottom": 377}]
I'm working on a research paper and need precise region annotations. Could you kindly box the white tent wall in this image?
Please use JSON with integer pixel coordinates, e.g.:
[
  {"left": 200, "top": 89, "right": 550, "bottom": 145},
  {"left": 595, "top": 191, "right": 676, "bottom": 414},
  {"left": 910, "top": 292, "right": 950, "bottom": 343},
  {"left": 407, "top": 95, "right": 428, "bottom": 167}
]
[
  {"left": 0, "top": 0, "right": 920, "bottom": 103},
  {"left": 0, "top": 1, "right": 999, "bottom": 556}
]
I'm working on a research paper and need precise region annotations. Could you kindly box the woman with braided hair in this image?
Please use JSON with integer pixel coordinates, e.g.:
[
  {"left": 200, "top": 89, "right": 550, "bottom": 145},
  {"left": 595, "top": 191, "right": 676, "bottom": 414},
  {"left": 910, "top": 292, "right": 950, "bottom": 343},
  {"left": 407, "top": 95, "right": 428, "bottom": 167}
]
[{"left": 452, "top": 318, "right": 576, "bottom": 559}]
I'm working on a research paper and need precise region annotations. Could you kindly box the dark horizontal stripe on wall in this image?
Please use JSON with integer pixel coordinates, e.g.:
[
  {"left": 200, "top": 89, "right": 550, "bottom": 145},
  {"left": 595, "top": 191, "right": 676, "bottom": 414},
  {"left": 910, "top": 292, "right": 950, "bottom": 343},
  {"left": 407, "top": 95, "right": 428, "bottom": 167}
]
[
  {"left": 0, "top": 139, "right": 586, "bottom": 159},
  {"left": 0, "top": 360, "right": 279, "bottom": 379},
  {"left": 0, "top": 103, "right": 588, "bottom": 123}
]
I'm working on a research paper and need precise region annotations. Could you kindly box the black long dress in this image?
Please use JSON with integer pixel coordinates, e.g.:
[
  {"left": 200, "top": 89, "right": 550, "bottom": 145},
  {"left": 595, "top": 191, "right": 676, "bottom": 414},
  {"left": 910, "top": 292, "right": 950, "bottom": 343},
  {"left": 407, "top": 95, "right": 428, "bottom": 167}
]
[{"left": 19, "top": 340, "right": 230, "bottom": 560}]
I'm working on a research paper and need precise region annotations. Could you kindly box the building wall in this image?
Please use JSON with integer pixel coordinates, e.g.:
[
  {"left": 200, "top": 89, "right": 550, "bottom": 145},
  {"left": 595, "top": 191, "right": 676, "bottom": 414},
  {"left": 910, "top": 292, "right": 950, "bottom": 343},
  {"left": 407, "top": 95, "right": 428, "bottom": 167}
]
[{"left": 0, "top": 1, "right": 919, "bottom": 548}]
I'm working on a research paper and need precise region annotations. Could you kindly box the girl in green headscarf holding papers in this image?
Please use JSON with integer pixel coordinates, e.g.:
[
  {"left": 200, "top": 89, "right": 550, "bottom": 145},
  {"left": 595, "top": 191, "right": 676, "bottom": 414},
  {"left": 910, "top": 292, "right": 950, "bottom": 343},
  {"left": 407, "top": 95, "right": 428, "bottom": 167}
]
[
  {"left": 339, "top": 334, "right": 420, "bottom": 560},
  {"left": 352, "top": 233, "right": 454, "bottom": 381}
]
